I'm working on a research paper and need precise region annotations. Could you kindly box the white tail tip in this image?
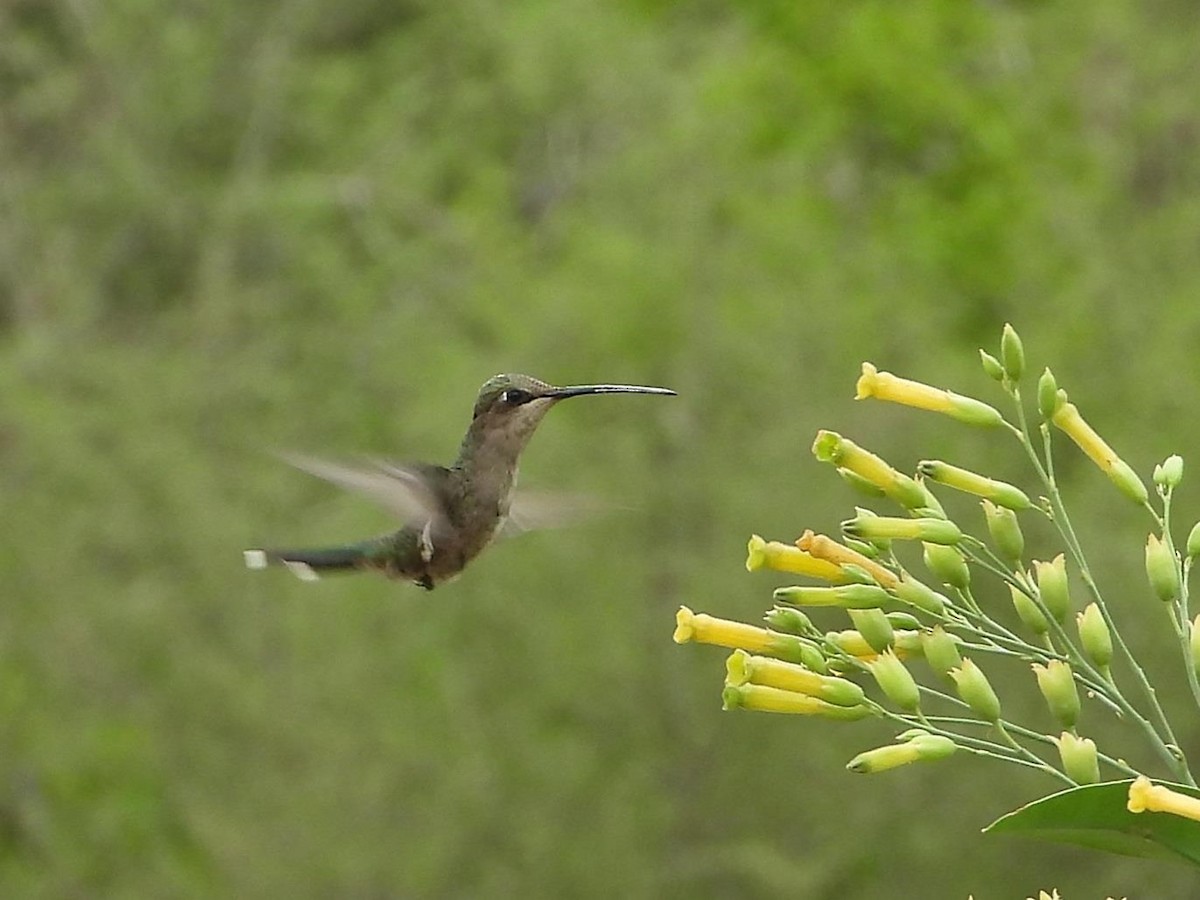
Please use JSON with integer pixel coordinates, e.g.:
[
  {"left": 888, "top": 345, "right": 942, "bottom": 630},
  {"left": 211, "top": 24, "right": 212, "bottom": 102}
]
[
  {"left": 283, "top": 560, "right": 320, "bottom": 582},
  {"left": 244, "top": 549, "right": 268, "bottom": 570}
]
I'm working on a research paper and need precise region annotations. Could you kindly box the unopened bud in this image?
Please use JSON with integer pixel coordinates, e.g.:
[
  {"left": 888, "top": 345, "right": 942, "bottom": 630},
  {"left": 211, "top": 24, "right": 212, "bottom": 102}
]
[
  {"left": 1037, "top": 369, "right": 1062, "bottom": 418},
  {"left": 797, "top": 530, "right": 899, "bottom": 588},
  {"left": 868, "top": 649, "right": 921, "bottom": 712},
  {"left": 1032, "top": 660, "right": 1080, "bottom": 729},
  {"left": 1010, "top": 585, "right": 1048, "bottom": 636},
  {"left": 1054, "top": 732, "right": 1099, "bottom": 784},
  {"left": 1154, "top": 454, "right": 1184, "bottom": 489},
  {"left": 884, "top": 611, "right": 923, "bottom": 631},
  {"left": 982, "top": 499, "right": 1025, "bottom": 565},
  {"left": 1076, "top": 603, "right": 1113, "bottom": 671},
  {"left": 949, "top": 658, "right": 1001, "bottom": 722},
  {"left": 1000, "top": 323, "right": 1025, "bottom": 381},
  {"left": 1188, "top": 522, "right": 1200, "bottom": 561},
  {"left": 979, "top": 349, "right": 1004, "bottom": 382},
  {"left": 1033, "top": 554, "right": 1071, "bottom": 623},
  {"left": 763, "top": 606, "right": 815, "bottom": 636},
  {"left": 1192, "top": 615, "right": 1200, "bottom": 678},
  {"left": 848, "top": 608, "right": 895, "bottom": 652},
  {"left": 1145, "top": 533, "right": 1179, "bottom": 603},
  {"left": 922, "top": 626, "right": 962, "bottom": 678},
  {"left": 892, "top": 574, "right": 950, "bottom": 615},
  {"left": 923, "top": 542, "right": 970, "bottom": 591}
]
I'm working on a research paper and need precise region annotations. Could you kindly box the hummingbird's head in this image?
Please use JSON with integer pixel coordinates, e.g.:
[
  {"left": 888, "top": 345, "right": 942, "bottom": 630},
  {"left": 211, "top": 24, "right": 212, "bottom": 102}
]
[{"left": 465, "top": 373, "right": 676, "bottom": 457}]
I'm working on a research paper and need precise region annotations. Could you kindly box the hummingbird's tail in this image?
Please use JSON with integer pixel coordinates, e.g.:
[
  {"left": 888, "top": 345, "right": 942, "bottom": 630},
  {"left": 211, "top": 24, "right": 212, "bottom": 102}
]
[{"left": 243, "top": 542, "right": 376, "bottom": 581}]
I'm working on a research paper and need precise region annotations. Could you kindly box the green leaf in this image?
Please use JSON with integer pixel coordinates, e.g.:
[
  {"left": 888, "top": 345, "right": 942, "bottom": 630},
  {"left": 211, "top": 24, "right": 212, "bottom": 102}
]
[{"left": 984, "top": 781, "right": 1200, "bottom": 866}]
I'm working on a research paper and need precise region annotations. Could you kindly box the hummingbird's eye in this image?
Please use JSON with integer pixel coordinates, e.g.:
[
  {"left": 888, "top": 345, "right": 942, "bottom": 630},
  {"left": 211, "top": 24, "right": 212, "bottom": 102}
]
[{"left": 501, "top": 388, "right": 532, "bottom": 406}]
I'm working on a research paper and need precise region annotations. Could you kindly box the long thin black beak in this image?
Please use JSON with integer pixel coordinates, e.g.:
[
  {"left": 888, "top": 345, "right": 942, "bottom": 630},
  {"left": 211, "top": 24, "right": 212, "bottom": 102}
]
[{"left": 544, "top": 383, "right": 677, "bottom": 399}]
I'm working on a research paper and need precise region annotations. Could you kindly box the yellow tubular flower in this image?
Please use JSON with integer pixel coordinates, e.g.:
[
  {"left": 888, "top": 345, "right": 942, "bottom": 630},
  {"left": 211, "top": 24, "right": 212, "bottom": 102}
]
[
  {"left": 812, "top": 431, "right": 926, "bottom": 508},
  {"left": 843, "top": 515, "right": 963, "bottom": 545},
  {"left": 797, "top": 530, "right": 900, "bottom": 588},
  {"left": 855, "top": 363, "right": 1003, "bottom": 427},
  {"left": 722, "top": 683, "right": 873, "bottom": 720},
  {"left": 1051, "top": 401, "right": 1148, "bottom": 503},
  {"left": 746, "top": 534, "right": 848, "bottom": 581},
  {"left": 1128, "top": 776, "right": 1200, "bottom": 821},
  {"left": 846, "top": 733, "right": 956, "bottom": 774},
  {"left": 726, "top": 650, "right": 866, "bottom": 707},
  {"left": 918, "top": 460, "right": 1032, "bottom": 510},
  {"left": 673, "top": 606, "right": 806, "bottom": 663}
]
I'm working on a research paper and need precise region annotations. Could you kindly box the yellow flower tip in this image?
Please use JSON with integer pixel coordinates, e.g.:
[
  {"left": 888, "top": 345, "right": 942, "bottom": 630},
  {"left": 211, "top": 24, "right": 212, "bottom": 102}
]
[
  {"left": 673, "top": 606, "right": 696, "bottom": 643},
  {"left": 746, "top": 534, "right": 767, "bottom": 572},
  {"left": 725, "top": 650, "right": 754, "bottom": 686},
  {"left": 855, "top": 362, "right": 880, "bottom": 400},
  {"left": 1126, "top": 776, "right": 1200, "bottom": 821}
]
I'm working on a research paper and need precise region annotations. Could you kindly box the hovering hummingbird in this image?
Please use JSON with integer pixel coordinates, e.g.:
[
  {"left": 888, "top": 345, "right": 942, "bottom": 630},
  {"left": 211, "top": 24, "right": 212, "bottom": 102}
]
[{"left": 243, "top": 373, "right": 676, "bottom": 589}]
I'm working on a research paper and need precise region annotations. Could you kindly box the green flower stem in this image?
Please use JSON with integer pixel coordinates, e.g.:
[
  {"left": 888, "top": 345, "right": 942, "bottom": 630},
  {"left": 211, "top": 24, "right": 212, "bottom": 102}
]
[
  {"left": 1165, "top": 499, "right": 1200, "bottom": 715},
  {"left": 997, "top": 719, "right": 1142, "bottom": 780},
  {"left": 1181, "top": 557, "right": 1200, "bottom": 717},
  {"left": 1013, "top": 389, "right": 1195, "bottom": 786},
  {"left": 995, "top": 721, "right": 1073, "bottom": 784}
]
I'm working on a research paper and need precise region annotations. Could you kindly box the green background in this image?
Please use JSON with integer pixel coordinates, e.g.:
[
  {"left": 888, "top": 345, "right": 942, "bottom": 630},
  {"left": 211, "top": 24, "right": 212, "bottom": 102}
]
[{"left": 5, "top": 1, "right": 1200, "bottom": 896}]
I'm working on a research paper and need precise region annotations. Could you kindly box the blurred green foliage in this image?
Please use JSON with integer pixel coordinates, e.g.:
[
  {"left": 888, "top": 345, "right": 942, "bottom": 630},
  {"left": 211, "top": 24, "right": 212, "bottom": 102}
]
[{"left": 3, "top": 0, "right": 1200, "bottom": 896}]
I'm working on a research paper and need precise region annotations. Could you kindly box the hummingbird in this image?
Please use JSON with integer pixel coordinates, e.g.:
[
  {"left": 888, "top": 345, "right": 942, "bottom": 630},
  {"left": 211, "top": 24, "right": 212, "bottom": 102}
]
[{"left": 243, "top": 373, "right": 676, "bottom": 589}]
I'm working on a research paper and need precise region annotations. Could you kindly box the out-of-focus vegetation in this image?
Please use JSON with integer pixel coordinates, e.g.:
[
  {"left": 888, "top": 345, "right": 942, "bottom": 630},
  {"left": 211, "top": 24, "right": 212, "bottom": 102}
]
[{"left": 3, "top": 1, "right": 1200, "bottom": 896}]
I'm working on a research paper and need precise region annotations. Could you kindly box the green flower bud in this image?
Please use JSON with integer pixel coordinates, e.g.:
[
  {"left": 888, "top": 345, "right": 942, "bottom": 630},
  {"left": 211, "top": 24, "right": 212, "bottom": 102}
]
[
  {"left": 1145, "top": 533, "right": 1179, "bottom": 602},
  {"left": 763, "top": 606, "right": 816, "bottom": 637},
  {"left": 842, "top": 515, "right": 963, "bottom": 545},
  {"left": 893, "top": 630, "right": 925, "bottom": 658},
  {"left": 867, "top": 649, "right": 921, "bottom": 712},
  {"left": 982, "top": 499, "right": 1025, "bottom": 565},
  {"left": 1033, "top": 554, "right": 1071, "bottom": 623},
  {"left": 1000, "top": 323, "right": 1025, "bottom": 381},
  {"left": 837, "top": 467, "right": 887, "bottom": 499},
  {"left": 917, "top": 460, "right": 1032, "bottom": 510},
  {"left": 891, "top": 574, "right": 950, "bottom": 615},
  {"left": 1154, "top": 454, "right": 1183, "bottom": 489},
  {"left": 1055, "top": 732, "right": 1099, "bottom": 784},
  {"left": 1076, "top": 603, "right": 1113, "bottom": 671},
  {"left": 884, "top": 611, "right": 923, "bottom": 631},
  {"left": 949, "top": 658, "right": 1001, "bottom": 722},
  {"left": 846, "top": 731, "right": 956, "bottom": 773},
  {"left": 845, "top": 537, "right": 880, "bottom": 559},
  {"left": 1032, "top": 660, "right": 1080, "bottom": 729},
  {"left": 1038, "top": 369, "right": 1062, "bottom": 419},
  {"left": 1188, "top": 522, "right": 1200, "bottom": 561},
  {"left": 923, "top": 542, "right": 970, "bottom": 591},
  {"left": 725, "top": 650, "right": 866, "bottom": 707},
  {"left": 979, "top": 349, "right": 1004, "bottom": 382},
  {"left": 848, "top": 608, "right": 895, "bottom": 652},
  {"left": 1191, "top": 615, "right": 1200, "bottom": 678},
  {"left": 1010, "top": 585, "right": 1048, "bottom": 636},
  {"left": 921, "top": 626, "right": 962, "bottom": 678},
  {"left": 772, "top": 584, "right": 891, "bottom": 609}
]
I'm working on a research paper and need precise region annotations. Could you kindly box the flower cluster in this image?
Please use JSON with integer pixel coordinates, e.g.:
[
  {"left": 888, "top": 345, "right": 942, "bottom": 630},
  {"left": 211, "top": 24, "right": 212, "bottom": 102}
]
[{"left": 674, "top": 324, "right": 1200, "bottom": 818}]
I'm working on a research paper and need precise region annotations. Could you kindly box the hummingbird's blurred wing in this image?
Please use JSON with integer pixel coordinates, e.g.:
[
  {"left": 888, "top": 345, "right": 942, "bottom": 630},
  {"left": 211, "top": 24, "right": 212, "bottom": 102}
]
[
  {"left": 501, "top": 490, "right": 615, "bottom": 536},
  {"left": 278, "top": 452, "right": 449, "bottom": 526}
]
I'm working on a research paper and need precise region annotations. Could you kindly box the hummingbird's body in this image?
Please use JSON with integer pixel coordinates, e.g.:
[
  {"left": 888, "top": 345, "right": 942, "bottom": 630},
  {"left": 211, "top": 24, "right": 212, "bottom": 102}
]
[{"left": 244, "top": 374, "right": 675, "bottom": 589}]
